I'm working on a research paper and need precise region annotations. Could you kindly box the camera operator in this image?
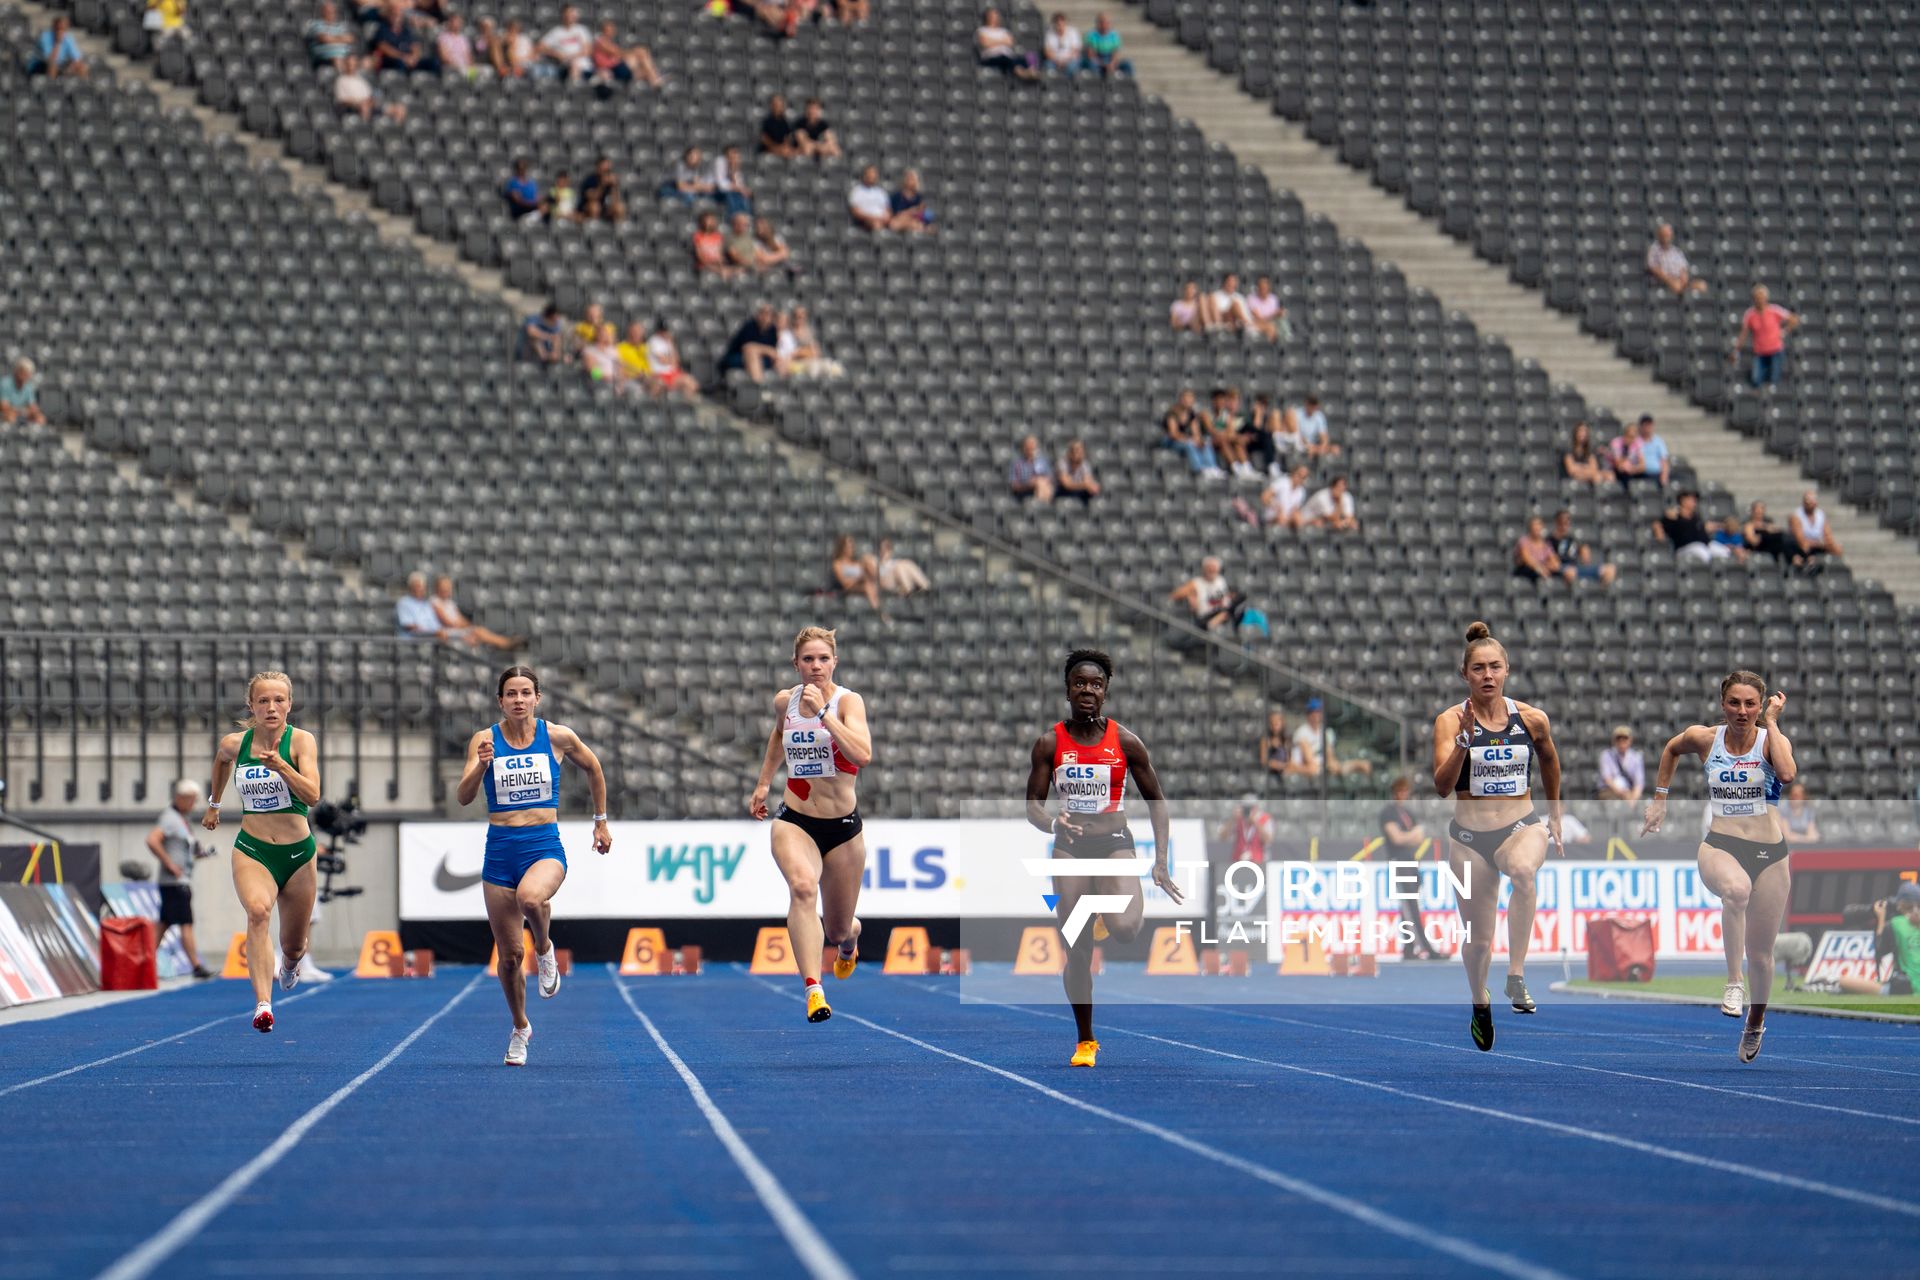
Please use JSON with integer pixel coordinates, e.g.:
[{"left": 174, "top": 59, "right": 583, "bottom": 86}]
[
  {"left": 144, "top": 780, "right": 213, "bottom": 979},
  {"left": 1836, "top": 883, "right": 1920, "bottom": 996}
]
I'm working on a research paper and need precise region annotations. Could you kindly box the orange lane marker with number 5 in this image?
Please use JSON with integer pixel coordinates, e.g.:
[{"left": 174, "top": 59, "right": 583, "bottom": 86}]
[
  {"left": 355, "top": 930, "right": 403, "bottom": 978},
  {"left": 749, "top": 926, "right": 798, "bottom": 974},
  {"left": 1011, "top": 926, "right": 1066, "bottom": 975}
]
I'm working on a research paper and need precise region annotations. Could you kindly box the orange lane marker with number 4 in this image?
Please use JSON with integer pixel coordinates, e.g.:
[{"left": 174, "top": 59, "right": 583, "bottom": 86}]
[
  {"left": 355, "top": 930, "right": 403, "bottom": 978},
  {"left": 220, "top": 933, "right": 249, "bottom": 978},
  {"left": 1012, "top": 926, "right": 1067, "bottom": 975},
  {"left": 749, "top": 926, "right": 798, "bottom": 974},
  {"left": 1146, "top": 926, "right": 1199, "bottom": 975},
  {"left": 883, "top": 926, "right": 932, "bottom": 974}
]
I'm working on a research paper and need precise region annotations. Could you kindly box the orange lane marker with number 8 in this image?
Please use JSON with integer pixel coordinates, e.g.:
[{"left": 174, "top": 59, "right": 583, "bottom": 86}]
[{"left": 355, "top": 930, "right": 403, "bottom": 978}]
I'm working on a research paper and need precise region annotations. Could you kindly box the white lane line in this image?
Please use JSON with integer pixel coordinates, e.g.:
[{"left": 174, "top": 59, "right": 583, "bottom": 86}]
[
  {"left": 913, "top": 985, "right": 1920, "bottom": 1221},
  {"left": 612, "top": 969, "right": 856, "bottom": 1280},
  {"left": 92, "top": 971, "right": 485, "bottom": 1280},
  {"left": 0, "top": 984, "right": 334, "bottom": 1099},
  {"left": 746, "top": 976, "right": 1570, "bottom": 1280}
]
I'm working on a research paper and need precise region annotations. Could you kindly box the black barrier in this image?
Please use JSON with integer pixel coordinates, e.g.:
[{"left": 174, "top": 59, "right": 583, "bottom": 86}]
[{"left": 0, "top": 842, "right": 103, "bottom": 912}]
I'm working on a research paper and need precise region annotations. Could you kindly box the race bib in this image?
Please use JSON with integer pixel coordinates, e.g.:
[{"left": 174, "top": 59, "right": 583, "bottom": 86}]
[
  {"left": 236, "top": 763, "right": 292, "bottom": 813},
  {"left": 1467, "top": 744, "right": 1530, "bottom": 798},
  {"left": 1710, "top": 765, "right": 1766, "bottom": 817},
  {"left": 492, "top": 752, "right": 555, "bottom": 806},
  {"left": 784, "top": 727, "right": 837, "bottom": 780},
  {"left": 1055, "top": 763, "right": 1112, "bottom": 814}
]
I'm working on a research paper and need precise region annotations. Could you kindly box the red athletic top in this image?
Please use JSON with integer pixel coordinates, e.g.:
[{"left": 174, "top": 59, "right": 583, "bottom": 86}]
[{"left": 1052, "top": 719, "right": 1128, "bottom": 814}]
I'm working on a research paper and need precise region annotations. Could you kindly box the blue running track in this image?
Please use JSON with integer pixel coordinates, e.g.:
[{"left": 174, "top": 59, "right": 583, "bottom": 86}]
[{"left": 3, "top": 965, "right": 1917, "bottom": 1279}]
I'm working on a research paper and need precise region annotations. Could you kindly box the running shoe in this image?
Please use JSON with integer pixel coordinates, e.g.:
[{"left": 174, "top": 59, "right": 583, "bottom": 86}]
[
  {"left": 299, "top": 954, "right": 334, "bottom": 984},
  {"left": 536, "top": 944, "right": 561, "bottom": 999},
  {"left": 806, "top": 985, "right": 832, "bottom": 1022},
  {"left": 1069, "top": 1039, "right": 1099, "bottom": 1067},
  {"left": 1720, "top": 979, "right": 1746, "bottom": 1018},
  {"left": 1505, "top": 973, "right": 1536, "bottom": 1014},
  {"left": 190, "top": 965, "right": 213, "bottom": 980},
  {"left": 1738, "top": 1023, "right": 1765, "bottom": 1064},
  {"left": 505, "top": 1024, "right": 532, "bottom": 1066},
  {"left": 252, "top": 1002, "right": 274, "bottom": 1034},
  {"left": 1470, "top": 990, "right": 1495, "bottom": 1051},
  {"left": 833, "top": 922, "right": 859, "bottom": 980},
  {"left": 1091, "top": 916, "right": 1110, "bottom": 943},
  {"left": 277, "top": 954, "right": 300, "bottom": 992}
]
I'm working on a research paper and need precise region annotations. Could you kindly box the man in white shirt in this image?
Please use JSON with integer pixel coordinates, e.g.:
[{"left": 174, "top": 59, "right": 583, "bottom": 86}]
[
  {"left": 1597, "top": 726, "right": 1645, "bottom": 806},
  {"left": 1261, "top": 463, "right": 1310, "bottom": 529},
  {"left": 1300, "top": 475, "right": 1358, "bottom": 532},
  {"left": 1790, "top": 490, "right": 1843, "bottom": 563},
  {"left": 1292, "top": 699, "right": 1372, "bottom": 777},
  {"left": 1167, "top": 556, "right": 1242, "bottom": 631},
  {"left": 332, "top": 54, "right": 405, "bottom": 123},
  {"left": 1042, "top": 11, "right": 1084, "bottom": 75},
  {"left": 848, "top": 164, "right": 892, "bottom": 231},
  {"left": 538, "top": 4, "right": 593, "bottom": 81},
  {"left": 1290, "top": 395, "right": 1340, "bottom": 459},
  {"left": 1645, "top": 221, "right": 1706, "bottom": 296}
]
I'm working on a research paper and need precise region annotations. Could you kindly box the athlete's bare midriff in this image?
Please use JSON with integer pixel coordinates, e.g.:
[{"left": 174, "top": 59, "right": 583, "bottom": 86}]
[{"left": 784, "top": 773, "right": 857, "bottom": 819}]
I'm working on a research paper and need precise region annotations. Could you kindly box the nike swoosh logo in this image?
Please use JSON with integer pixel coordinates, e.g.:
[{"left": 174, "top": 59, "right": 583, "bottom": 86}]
[{"left": 434, "top": 856, "right": 484, "bottom": 893}]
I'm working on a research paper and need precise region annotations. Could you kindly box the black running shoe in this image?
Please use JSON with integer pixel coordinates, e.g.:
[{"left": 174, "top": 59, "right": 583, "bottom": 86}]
[
  {"left": 1505, "top": 973, "right": 1537, "bottom": 1014},
  {"left": 1470, "top": 991, "right": 1495, "bottom": 1051}
]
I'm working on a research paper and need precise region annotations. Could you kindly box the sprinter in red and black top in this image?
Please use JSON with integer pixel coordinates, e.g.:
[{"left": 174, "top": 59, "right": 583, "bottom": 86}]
[{"left": 1026, "top": 648, "right": 1183, "bottom": 1067}]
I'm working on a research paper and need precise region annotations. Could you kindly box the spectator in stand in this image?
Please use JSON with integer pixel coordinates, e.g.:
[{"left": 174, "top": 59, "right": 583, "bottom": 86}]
[
  {"left": 518, "top": 304, "right": 565, "bottom": 365},
  {"left": 1735, "top": 284, "right": 1800, "bottom": 389},
  {"left": 830, "top": 534, "right": 884, "bottom": 614},
  {"left": 1267, "top": 398, "right": 1304, "bottom": 457},
  {"left": 714, "top": 145, "right": 753, "bottom": 218},
  {"left": 1209, "top": 272, "right": 1253, "bottom": 333},
  {"left": 1170, "top": 556, "right": 1245, "bottom": 631},
  {"left": 372, "top": 1, "right": 440, "bottom": 74},
  {"left": 1562, "top": 420, "right": 1610, "bottom": 486},
  {"left": 1645, "top": 221, "right": 1707, "bottom": 297},
  {"left": 1791, "top": 490, "right": 1843, "bottom": 565},
  {"left": 723, "top": 212, "right": 760, "bottom": 273},
  {"left": 396, "top": 572, "right": 445, "bottom": 638},
  {"left": 333, "top": 54, "right": 408, "bottom": 123},
  {"left": 1235, "top": 391, "right": 1279, "bottom": 475},
  {"left": 431, "top": 576, "right": 520, "bottom": 649},
  {"left": 759, "top": 93, "right": 800, "bottom": 157},
  {"left": 535, "top": 3, "right": 593, "bottom": 81},
  {"left": 1378, "top": 776, "right": 1440, "bottom": 959},
  {"left": 144, "top": 0, "right": 190, "bottom": 45},
  {"left": 848, "top": 164, "right": 893, "bottom": 231},
  {"left": 581, "top": 322, "right": 621, "bottom": 383},
  {"left": 305, "top": 1, "right": 356, "bottom": 67},
  {"left": 1, "top": 358, "right": 45, "bottom": 427},
  {"left": 1653, "top": 490, "right": 1741, "bottom": 563},
  {"left": 753, "top": 217, "right": 792, "bottom": 274},
  {"left": 1301, "top": 475, "right": 1358, "bottom": 532},
  {"left": 28, "top": 14, "right": 88, "bottom": 78},
  {"left": 1246, "top": 276, "right": 1290, "bottom": 343},
  {"left": 497, "top": 18, "right": 535, "bottom": 77},
  {"left": 580, "top": 156, "right": 626, "bottom": 223},
  {"left": 1083, "top": 12, "right": 1133, "bottom": 77},
  {"left": 1550, "top": 509, "right": 1617, "bottom": 586},
  {"left": 1259, "top": 709, "right": 1296, "bottom": 778},
  {"left": 1291, "top": 394, "right": 1340, "bottom": 460},
  {"left": 436, "top": 13, "right": 475, "bottom": 78},
  {"left": 1512, "top": 515, "right": 1562, "bottom": 583},
  {"left": 591, "top": 19, "right": 663, "bottom": 87},
  {"left": 795, "top": 98, "right": 842, "bottom": 160},
  {"left": 645, "top": 322, "right": 697, "bottom": 398},
  {"left": 1293, "top": 698, "right": 1372, "bottom": 777},
  {"left": 1778, "top": 782, "right": 1820, "bottom": 846},
  {"left": 1162, "top": 387, "right": 1224, "bottom": 478},
  {"left": 1613, "top": 414, "right": 1668, "bottom": 490},
  {"left": 616, "top": 321, "right": 653, "bottom": 390},
  {"left": 876, "top": 538, "right": 931, "bottom": 598},
  {"left": 976, "top": 7, "right": 1040, "bottom": 80},
  {"left": 1042, "top": 12, "right": 1083, "bottom": 76},
  {"left": 1741, "top": 500, "right": 1795, "bottom": 565},
  {"left": 889, "top": 170, "right": 935, "bottom": 233},
  {"left": 774, "top": 306, "right": 816, "bottom": 376},
  {"left": 147, "top": 780, "right": 213, "bottom": 979},
  {"left": 548, "top": 169, "right": 582, "bottom": 223},
  {"left": 659, "top": 146, "right": 713, "bottom": 206},
  {"left": 1207, "top": 386, "right": 1258, "bottom": 480},
  {"left": 719, "top": 302, "right": 781, "bottom": 383},
  {"left": 1598, "top": 726, "right": 1645, "bottom": 808},
  {"left": 501, "top": 158, "right": 544, "bottom": 223},
  {"left": 1169, "top": 281, "right": 1205, "bottom": 334},
  {"left": 1009, "top": 435, "right": 1055, "bottom": 503},
  {"left": 834, "top": 0, "right": 870, "bottom": 23},
  {"left": 1056, "top": 438, "right": 1100, "bottom": 505},
  {"left": 570, "top": 302, "right": 607, "bottom": 356},
  {"left": 1260, "top": 463, "right": 1311, "bottom": 529}
]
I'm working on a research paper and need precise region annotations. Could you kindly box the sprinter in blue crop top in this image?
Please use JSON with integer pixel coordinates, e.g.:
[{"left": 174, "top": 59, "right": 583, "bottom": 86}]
[{"left": 456, "top": 665, "right": 612, "bottom": 1067}]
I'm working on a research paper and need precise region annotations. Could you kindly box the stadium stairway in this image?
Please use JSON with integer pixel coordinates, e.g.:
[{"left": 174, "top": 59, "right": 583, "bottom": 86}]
[{"left": 1062, "top": 1, "right": 1920, "bottom": 609}]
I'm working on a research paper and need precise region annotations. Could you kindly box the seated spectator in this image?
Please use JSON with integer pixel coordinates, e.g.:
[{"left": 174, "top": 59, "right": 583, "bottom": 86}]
[
  {"left": 581, "top": 323, "right": 621, "bottom": 383},
  {"left": 1612, "top": 414, "right": 1668, "bottom": 490},
  {"left": 493, "top": 18, "right": 534, "bottom": 77},
  {"left": 591, "top": 19, "right": 663, "bottom": 87},
  {"left": 1300, "top": 475, "right": 1358, "bottom": 532},
  {"left": 517, "top": 304, "right": 565, "bottom": 365},
  {"left": 372, "top": 1, "right": 440, "bottom": 75},
  {"left": 876, "top": 538, "right": 930, "bottom": 598},
  {"left": 580, "top": 156, "right": 626, "bottom": 223},
  {"left": 1261, "top": 463, "right": 1311, "bottom": 529},
  {"left": 889, "top": 170, "right": 935, "bottom": 233},
  {"left": 1259, "top": 709, "right": 1296, "bottom": 777},
  {"left": 719, "top": 302, "right": 781, "bottom": 384},
  {"left": 1170, "top": 281, "right": 1205, "bottom": 334},
  {"left": 1653, "top": 490, "right": 1742, "bottom": 563},
  {"left": 1246, "top": 276, "right": 1291, "bottom": 343},
  {"left": 1562, "top": 420, "right": 1610, "bottom": 485},
  {"left": 431, "top": 576, "right": 520, "bottom": 650},
  {"left": 1042, "top": 12, "right": 1083, "bottom": 75},
  {"left": 1513, "top": 515, "right": 1562, "bottom": 583},
  {"left": 616, "top": 321, "right": 653, "bottom": 389},
  {"left": 1056, "top": 439, "right": 1100, "bottom": 505},
  {"left": 775, "top": 306, "right": 839, "bottom": 378},
  {"left": 724, "top": 212, "right": 760, "bottom": 272},
  {"left": 501, "top": 158, "right": 544, "bottom": 223},
  {"left": 1161, "top": 388, "right": 1224, "bottom": 479},
  {"left": 28, "top": 15, "right": 88, "bottom": 78},
  {"left": 644, "top": 322, "right": 697, "bottom": 398},
  {"left": 305, "top": 1, "right": 356, "bottom": 67},
  {"left": 1790, "top": 490, "right": 1843, "bottom": 564},
  {"left": 1741, "top": 500, "right": 1795, "bottom": 565},
  {"left": 395, "top": 574, "right": 443, "bottom": 639},
  {"left": 1083, "top": 12, "right": 1133, "bottom": 77},
  {"left": 1237, "top": 391, "right": 1279, "bottom": 474},
  {"left": 1208, "top": 273, "right": 1253, "bottom": 332},
  {"left": 1169, "top": 556, "right": 1245, "bottom": 631},
  {"left": 1206, "top": 386, "right": 1257, "bottom": 480},
  {"left": 1293, "top": 698, "right": 1373, "bottom": 777},
  {"left": 848, "top": 165, "right": 893, "bottom": 231},
  {"left": 831, "top": 534, "right": 883, "bottom": 614},
  {"left": 759, "top": 93, "right": 800, "bottom": 157},
  {"left": 1778, "top": 782, "right": 1820, "bottom": 846},
  {"left": 833, "top": 0, "right": 870, "bottom": 23},
  {"left": 571, "top": 302, "right": 607, "bottom": 356},
  {"left": 659, "top": 147, "right": 713, "bottom": 206},
  {"left": 333, "top": 54, "right": 407, "bottom": 123},
  {"left": 1735, "top": 284, "right": 1799, "bottom": 389},
  {"left": 1267, "top": 399, "right": 1304, "bottom": 456},
  {"left": 548, "top": 169, "right": 582, "bottom": 223},
  {"left": 795, "top": 97, "right": 842, "bottom": 160},
  {"left": 714, "top": 145, "right": 754, "bottom": 218},
  {"left": 1646, "top": 221, "right": 1707, "bottom": 297},
  {"left": 1, "top": 358, "right": 46, "bottom": 427},
  {"left": 1598, "top": 726, "right": 1645, "bottom": 807},
  {"left": 1009, "top": 435, "right": 1055, "bottom": 503},
  {"left": 691, "top": 210, "right": 732, "bottom": 276},
  {"left": 1290, "top": 394, "right": 1340, "bottom": 460},
  {"left": 536, "top": 4, "right": 593, "bottom": 80},
  {"left": 976, "top": 6, "right": 1040, "bottom": 79},
  {"left": 1549, "top": 509, "right": 1617, "bottom": 586},
  {"left": 436, "top": 12, "right": 474, "bottom": 77},
  {"left": 144, "top": 0, "right": 190, "bottom": 44},
  {"left": 753, "top": 217, "right": 792, "bottom": 273}
]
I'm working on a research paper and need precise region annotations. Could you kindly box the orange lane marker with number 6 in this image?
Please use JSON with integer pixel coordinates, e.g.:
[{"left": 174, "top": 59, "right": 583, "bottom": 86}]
[
  {"left": 1012, "top": 925, "right": 1066, "bottom": 975},
  {"left": 1146, "top": 926, "right": 1199, "bottom": 975},
  {"left": 749, "top": 926, "right": 798, "bottom": 974},
  {"left": 220, "top": 933, "right": 249, "bottom": 978},
  {"left": 620, "top": 927, "right": 669, "bottom": 975},
  {"left": 355, "top": 930, "right": 403, "bottom": 978},
  {"left": 883, "top": 926, "right": 932, "bottom": 974}
]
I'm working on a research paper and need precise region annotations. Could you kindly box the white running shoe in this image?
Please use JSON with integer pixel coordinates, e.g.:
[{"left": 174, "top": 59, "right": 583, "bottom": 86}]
[
  {"left": 299, "top": 954, "right": 334, "bottom": 983},
  {"left": 277, "top": 954, "right": 301, "bottom": 992},
  {"left": 536, "top": 944, "right": 561, "bottom": 999},
  {"left": 1200, "top": 467, "right": 1228, "bottom": 481},
  {"left": 1738, "top": 1023, "right": 1765, "bottom": 1063},
  {"left": 505, "top": 1023, "right": 532, "bottom": 1066},
  {"left": 252, "top": 1001, "right": 274, "bottom": 1033},
  {"left": 1720, "top": 980, "right": 1745, "bottom": 1018}
]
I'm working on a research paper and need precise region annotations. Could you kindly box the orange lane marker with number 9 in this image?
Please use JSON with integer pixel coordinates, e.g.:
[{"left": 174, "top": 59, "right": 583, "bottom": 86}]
[{"left": 220, "top": 933, "right": 249, "bottom": 978}]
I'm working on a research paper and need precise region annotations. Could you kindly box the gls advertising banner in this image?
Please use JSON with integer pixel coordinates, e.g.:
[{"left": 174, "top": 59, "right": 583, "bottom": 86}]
[{"left": 400, "top": 820, "right": 1206, "bottom": 921}]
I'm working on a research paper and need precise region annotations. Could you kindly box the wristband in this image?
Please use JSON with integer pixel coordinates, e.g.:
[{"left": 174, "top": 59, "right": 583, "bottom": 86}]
[
  {"left": 207, "top": 801, "right": 221, "bottom": 810},
  {"left": 1653, "top": 787, "right": 1669, "bottom": 796},
  {"left": 592, "top": 813, "right": 609, "bottom": 823}
]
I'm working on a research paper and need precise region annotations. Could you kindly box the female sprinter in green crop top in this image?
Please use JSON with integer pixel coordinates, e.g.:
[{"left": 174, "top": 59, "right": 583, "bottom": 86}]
[{"left": 204, "top": 670, "right": 323, "bottom": 1033}]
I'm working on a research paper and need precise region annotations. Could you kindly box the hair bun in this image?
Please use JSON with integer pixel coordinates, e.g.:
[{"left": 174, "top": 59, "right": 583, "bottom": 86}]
[{"left": 1464, "top": 621, "right": 1492, "bottom": 642}]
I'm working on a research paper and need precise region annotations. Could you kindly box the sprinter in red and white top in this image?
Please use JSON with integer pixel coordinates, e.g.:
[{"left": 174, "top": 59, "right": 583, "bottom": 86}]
[
  {"left": 749, "top": 626, "right": 874, "bottom": 1024},
  {"left": 1026, "top": 648, "right": 1183, "bottom": 1067}
]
